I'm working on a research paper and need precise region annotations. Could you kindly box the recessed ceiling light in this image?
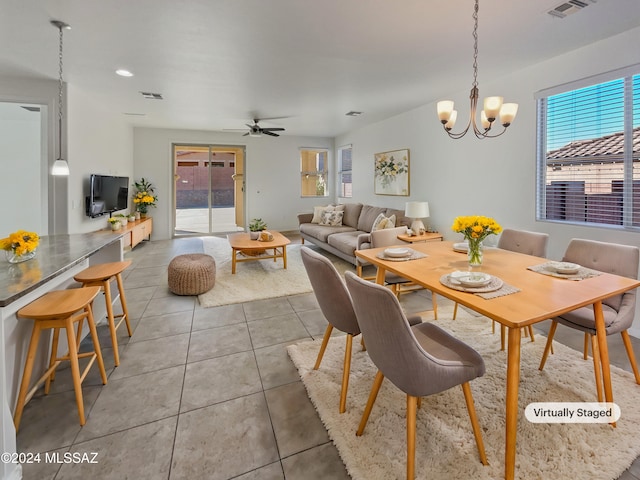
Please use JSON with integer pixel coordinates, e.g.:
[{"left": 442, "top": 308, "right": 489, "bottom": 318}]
[
  {"left": 345, "top": 111, "right": 363, "bottom": 116},
  {"left": 116, "top": 69, "right": 134, "bottom": 77}
]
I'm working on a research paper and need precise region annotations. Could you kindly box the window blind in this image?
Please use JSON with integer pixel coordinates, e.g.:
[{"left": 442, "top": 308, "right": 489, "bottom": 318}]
[{"left": 536, "top": 71, "right": 640, "bottom": 228}]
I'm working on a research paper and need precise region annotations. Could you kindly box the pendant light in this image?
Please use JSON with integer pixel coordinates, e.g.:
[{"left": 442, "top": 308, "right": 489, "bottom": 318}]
[
  {"left": 51, "top": 20, "right": 71, "bottom": 176},
  {"left": 436, "top": 0, "right": 518, "bottom": 139}
]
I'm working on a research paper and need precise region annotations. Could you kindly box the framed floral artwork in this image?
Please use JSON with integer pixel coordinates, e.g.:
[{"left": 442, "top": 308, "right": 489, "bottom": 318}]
[{"left": 374, "top": 149, "right": 410, "bottom": 196}]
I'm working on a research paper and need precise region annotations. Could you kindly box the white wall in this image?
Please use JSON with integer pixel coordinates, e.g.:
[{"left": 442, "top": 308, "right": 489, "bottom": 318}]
[
  {"left": 133, "top": 128, "right": 333, "bottom": 240},
  {"left": 66, "top": 85, "right": 134, "bottom": 233},
  {"left": 336, "top": 26, "right": 640, "bottom": 335},
  {"left": 0, "top": 103, "right": 45, "bottom": 235}
]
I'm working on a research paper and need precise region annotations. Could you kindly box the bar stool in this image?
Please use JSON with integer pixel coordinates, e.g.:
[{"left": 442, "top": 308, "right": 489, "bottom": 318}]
[
  {"left": 14, "top": 286, "right": 107, "bottom": 431},
  {"left": 73, "top": 260, "right": 133, "bottom": 367}
]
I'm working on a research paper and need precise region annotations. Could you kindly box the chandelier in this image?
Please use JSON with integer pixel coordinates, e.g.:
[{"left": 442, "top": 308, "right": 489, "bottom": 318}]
[
  {"left": 436, "top": 0, "right": 518, "bottom": 139},
  {"left": 51, "top": 20, "right": 71, "bottom": 175}
]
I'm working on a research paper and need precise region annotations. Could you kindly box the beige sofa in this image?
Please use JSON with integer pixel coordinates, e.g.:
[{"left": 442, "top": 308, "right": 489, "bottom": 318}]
[{"left": 297, "top": 203, "right": 409, "bottom": 267}]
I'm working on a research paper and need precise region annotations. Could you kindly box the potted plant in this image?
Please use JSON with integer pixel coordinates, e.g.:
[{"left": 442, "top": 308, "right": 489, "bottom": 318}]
[
  {"left": 114, "top": 213, "right": 128, "bottom": 225},
  {"left": 132, "top": 178, "right": 158, "bottom": 217},
  {"left": 128, "top": 213, "right": 136, "bottom": 222},
  {"left": 249, "top": 218, "right": 267, "bottom": 240},
  {"left": 107, "top": 217, "right": 121, "bottom": 231}
]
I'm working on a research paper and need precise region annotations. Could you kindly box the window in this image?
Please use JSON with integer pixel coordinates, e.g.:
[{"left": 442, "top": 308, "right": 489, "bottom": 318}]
[
  {"left": 300, "top": 148, "right": 329, "bottom": 197},
  {"left": 536, "top": 68, "right": 640, "bottom": 228},
  {"left": 338, "top": 145, "right": 353, "bottom": 198}
]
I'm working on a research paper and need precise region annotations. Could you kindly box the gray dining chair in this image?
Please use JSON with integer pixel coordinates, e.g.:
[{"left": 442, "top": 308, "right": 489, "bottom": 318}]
[
  {"left": 538, "top": 239, "right": 640, "bottom": 401},
  {"left": 344, "top": 271, "right": 488, "bottom": 479},
  {"left": 453, "top": 228, "right": 549, "bottom": 347},
  {"left": 369, "top": 226, "right": 438, "bottom": 318},
  {"left": 301, "top": 246, "right": 362, "bottom": 413}
]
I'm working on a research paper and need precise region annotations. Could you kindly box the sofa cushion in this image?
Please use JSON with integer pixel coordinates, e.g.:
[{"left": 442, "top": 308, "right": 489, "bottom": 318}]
[
  {"left": 328, "top": 230, "right": 368, "bottom": 256},
  {"left": 341, "top": 203, "right": 363, "bottom": 229},
  {"left": 357, "top": 205, "right": 388, "bottom": 232},
  {"left": 300, "top": 223, "right": 355, "bottom": 243},
  {"left": 311, "top": 204, "right": 345, "bottom": 223},
  {"left": 386, "top": 208, "right": 409, "bottom": 227},
  {"left": 319, "top": 210, "right": 344, "bottom": 226}
]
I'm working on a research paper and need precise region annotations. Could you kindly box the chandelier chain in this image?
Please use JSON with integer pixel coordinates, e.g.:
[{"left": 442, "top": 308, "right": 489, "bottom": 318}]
[{"left": 472, "top": 0, "right": 479, "bottom": 89}]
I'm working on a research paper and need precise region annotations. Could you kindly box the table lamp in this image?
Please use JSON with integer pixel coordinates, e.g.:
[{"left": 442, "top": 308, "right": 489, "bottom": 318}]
[{"left": 405, "top": 201, "right": 430, "bottom": 234}]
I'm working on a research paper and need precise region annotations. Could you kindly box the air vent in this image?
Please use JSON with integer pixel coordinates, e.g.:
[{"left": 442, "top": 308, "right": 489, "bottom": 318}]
[
  {"left": 139, "top": 92, "right": 163, "bottom": 100},
  {"left": 21, "top": 106, "right": 41, "bottom": 112},
  {"left": 548, "top": 0, "right": 595, "bottom": 18}
]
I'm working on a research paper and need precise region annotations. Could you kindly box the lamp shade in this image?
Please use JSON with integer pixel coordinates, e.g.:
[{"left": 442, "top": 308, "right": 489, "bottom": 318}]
[
  {"left": 405, "top": 201, "right": 430, "bottom": 219},
  {"left": 52, "top": 159, "right": 70, "bottom": 176}
]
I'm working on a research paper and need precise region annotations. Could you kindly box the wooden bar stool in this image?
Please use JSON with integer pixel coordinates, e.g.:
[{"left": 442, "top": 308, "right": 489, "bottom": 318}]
[
  {"left": 74, "top": 260, "right": 133, "bottom": 367},
  {"left": 14, "top": 286, "right": 107, "bottom": 431}
]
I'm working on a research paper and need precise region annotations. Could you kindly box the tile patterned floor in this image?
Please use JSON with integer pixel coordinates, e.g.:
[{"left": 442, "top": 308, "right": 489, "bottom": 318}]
[{"left": 14, "top": 236, "right": 640, "bottom": 479}]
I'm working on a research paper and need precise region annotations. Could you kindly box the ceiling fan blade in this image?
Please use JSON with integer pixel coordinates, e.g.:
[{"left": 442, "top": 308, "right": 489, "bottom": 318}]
[
  {"left": 261, "top": 127, "right": 285, "bottom": 132},
  {"left": 262, "top": 130, "right": 279, "bottom": 137},
  {"left": 242, "top": 132, "right": 250, "bottom": 136}
]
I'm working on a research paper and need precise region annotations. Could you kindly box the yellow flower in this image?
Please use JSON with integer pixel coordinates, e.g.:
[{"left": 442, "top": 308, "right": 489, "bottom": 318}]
[
  {"left": 1, "top": 230, "right": 39, "bottom": 255},
  {"left": 451, "top": 215, "right": 502, "bottom": 242}
]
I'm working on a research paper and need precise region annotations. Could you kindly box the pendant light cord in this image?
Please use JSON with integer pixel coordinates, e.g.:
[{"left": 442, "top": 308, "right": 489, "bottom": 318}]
[{"left": 57, "top": 24, "right": 64, "bottom": 161}]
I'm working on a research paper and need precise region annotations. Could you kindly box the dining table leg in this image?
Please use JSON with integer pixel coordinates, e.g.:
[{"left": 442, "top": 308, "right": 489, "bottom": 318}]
[
  {"left": 505, "top": 326, "right": 522, "bottom": 480},
  {"left": 593, "top": 300, "right": 615, "bottom": 425},
  {"left": 375, "top": 266, "right": 386, "bottom": 285}
]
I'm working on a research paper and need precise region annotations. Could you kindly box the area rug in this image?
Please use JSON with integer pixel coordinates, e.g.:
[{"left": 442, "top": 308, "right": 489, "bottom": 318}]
[
  {"left": 198, "top": 236, "right": 353, "bottom": 307},
  {"left": 288, "top": 305, "right": 640, "bottom": 480}
]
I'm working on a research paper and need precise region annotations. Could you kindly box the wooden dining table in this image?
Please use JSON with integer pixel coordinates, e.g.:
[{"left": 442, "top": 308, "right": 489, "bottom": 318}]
[{"left": 355, "top": 241, "right": 640, "bottom": 480}]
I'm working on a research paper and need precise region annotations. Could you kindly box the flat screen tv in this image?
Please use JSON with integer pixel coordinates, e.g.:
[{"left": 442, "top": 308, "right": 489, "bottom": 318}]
[{"left": 85, "top": 174, "right": 129, "bottom": 218}]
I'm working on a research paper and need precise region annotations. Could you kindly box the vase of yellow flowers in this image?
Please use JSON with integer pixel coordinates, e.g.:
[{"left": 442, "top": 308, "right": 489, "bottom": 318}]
[
  {"left": 133, "top": 178, "right": 158, "bottom": 217},
  {"left": 1, "top": 230, "right": 39, "bottom": 263},
  {"left": 451, "top": 215, "right": 502, "bottom": 266}
]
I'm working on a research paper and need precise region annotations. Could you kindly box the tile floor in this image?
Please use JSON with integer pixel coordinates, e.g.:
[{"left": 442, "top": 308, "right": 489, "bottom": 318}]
[{"left": 14, "top": 236, "right": 640, "bottom": 479}]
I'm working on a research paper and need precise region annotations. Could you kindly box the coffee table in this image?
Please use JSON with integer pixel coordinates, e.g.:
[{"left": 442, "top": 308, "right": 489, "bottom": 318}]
[{"left": 227, "top": 231, "right": 291, "bottom": 274}]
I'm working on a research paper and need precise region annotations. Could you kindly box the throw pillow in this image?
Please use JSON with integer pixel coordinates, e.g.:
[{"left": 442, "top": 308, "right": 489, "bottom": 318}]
[
  {"left": 372, "top": 213, "right": 396, "bottom": 231},
  {"left": 312, "top": 205, "right": 332, "bottom": 223},
  {"left": 319, "top": 210, "right": 344, "bottom": 226}
]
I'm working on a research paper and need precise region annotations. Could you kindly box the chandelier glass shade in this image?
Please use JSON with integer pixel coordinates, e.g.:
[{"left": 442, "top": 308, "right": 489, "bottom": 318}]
[{"left": 436, "top": 0, "right": 518, "bottom": 139}]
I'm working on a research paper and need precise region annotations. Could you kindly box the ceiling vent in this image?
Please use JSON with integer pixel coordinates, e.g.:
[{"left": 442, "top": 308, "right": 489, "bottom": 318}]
[
  {"left": 139, "top": 92, "right": 163, "bottom": 100},
  {"left": 548, "top": 0, "right": 596, "bottom": 18}
]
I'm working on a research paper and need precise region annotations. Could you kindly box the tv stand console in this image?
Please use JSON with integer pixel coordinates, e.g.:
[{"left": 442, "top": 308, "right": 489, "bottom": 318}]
[{"left": 122, "top": 217, "right": 153, "bottom": 249}]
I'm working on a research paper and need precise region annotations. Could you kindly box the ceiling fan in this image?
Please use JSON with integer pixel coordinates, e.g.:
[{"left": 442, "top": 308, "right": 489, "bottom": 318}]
[{"left": 243, "top": 118, "right": 285, "bottom": 137}]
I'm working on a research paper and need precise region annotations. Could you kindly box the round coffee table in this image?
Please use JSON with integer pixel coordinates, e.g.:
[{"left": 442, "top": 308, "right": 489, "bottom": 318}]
[{"left": 227, "top": 231, "right": 291, "bottom": 274}]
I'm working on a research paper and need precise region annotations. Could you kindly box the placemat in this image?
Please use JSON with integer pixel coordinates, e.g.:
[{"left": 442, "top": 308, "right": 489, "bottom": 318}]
[
  {"left": 376, "top": 249, "right": 427, "bottom": 262},
  {"left": 527, "top": 262, "right": 602, "bottom": 281},
  {"left": 439, "top": 273, "right": 521, "bottom": 299}
]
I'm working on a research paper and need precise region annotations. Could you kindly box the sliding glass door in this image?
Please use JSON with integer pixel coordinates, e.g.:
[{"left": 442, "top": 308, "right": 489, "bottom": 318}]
[{"left": 173, "top": 144, "right": 245, "bottom": 235}]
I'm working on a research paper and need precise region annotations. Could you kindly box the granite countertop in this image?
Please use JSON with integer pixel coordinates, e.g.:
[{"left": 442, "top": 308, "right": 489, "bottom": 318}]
[{"left": 0, "top": 231, "right": 124, "bottom": 307}]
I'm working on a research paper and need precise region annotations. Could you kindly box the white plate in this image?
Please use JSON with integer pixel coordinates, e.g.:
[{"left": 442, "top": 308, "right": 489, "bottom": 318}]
[
  {"left": 384, "top": 247, "right": 410, "bottom": 258},
  {"left": 547, "top": 262, "right": 581, "bottom": 275},
  {"left": 450, "top": 271, "right": 492, "bottom": 287},
  {"left": 453, "top": 242, "right": 469, "bottom": 253}
]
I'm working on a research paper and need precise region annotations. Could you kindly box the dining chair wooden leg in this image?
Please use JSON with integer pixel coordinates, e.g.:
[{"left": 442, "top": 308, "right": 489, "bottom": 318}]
[
  {"left": 492, "top": 320, "right": 495, "bottom": 334},
  {"left": 583, "top": 332, "right": 589, "bottom": 360},
  {"left": 591, "top": 334, "right": 604, "bottom": 402},
  {"left": 313, "top": 324, "right": 333, "bottom": 370},
  {"left": 539, "top": 321, "right": 558, "bottom": 370},
  {"left": 406, "top": 395, "right": 418, "bottom": 480},
  {"left": 432, "top": 293, "right": 438, "bottom": 320},
  {"left": 620, "top": 330, "right": 640, "bottom": 384},
  {"left": 356, "top": 264, "right": 362, "bottom": 277},
  {"left": 417, "top": 397, "right": 422, "bottom": 409},
  {"left": 462, "top": 382, "right": 489, "bottom": 465},
  {"left": 361, "top": 336, "right": 366, "bottom": 351},
  {"left": 453, "top": 302, "right": 458, "bottom": 320},
  {"left": 357, "top": 370, "right": 385, "bottom": 436},
  {"left": 527, "top": 326, "right": 535, "bottom": 343},
  {"left": 339, "top": 334, "right": 353, "bottom": 414}
]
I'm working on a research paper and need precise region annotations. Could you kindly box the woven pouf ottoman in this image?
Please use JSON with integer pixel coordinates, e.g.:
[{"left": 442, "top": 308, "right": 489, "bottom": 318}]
[{"left": 168, "top": 254, "right": 216, "bottom": 295}]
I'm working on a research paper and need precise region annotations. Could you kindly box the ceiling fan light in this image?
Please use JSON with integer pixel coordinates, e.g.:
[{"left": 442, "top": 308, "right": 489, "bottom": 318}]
[{"left": 249, "top": 131, "right": 261, "bottom": 137}]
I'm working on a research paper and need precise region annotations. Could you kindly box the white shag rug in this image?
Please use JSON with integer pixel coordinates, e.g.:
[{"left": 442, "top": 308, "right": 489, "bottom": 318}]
[
  {"left": 198, "top": 236, "right": 353, "bottom": 307},
  {"left": 287, "top": 305, "right": 640, "bottom": 480}
]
